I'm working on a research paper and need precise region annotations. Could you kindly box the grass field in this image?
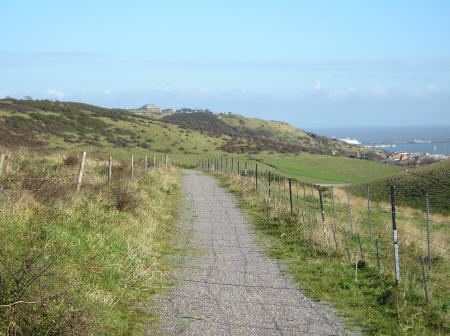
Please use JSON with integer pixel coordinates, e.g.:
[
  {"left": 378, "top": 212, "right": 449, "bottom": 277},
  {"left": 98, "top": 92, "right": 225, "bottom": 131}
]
[
  {"left": 256, "top": 153, "right": 403, "bottom": 184},
  {"left": 0, "top": 149, "right": 181, "bottom": 335}
]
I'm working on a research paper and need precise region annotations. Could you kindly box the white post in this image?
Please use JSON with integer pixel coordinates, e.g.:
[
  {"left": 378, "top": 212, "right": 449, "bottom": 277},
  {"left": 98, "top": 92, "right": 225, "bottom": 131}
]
[
  {"left": 131, "top": 155, "right": 134, "bottom": 179},
  {"left": 144, "top": 156, "right": 148, "bottom": 172},
  {"left": 76, "top": 152, "right": 86, "bottom": 192}
]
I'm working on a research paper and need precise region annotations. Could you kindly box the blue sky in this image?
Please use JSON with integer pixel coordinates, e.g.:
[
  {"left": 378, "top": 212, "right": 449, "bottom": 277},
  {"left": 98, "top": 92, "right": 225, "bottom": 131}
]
[{"left": 1, "top": 0, "right": 449, "bottom": 128}]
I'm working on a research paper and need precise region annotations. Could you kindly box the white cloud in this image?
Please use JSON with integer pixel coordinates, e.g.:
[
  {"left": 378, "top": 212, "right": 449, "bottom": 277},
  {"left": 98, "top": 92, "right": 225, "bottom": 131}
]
[
  {"left": 314, "top": 81, "right": 322, "bottom": 90},
  {"left": 371, "top": 85, "right": 388, "bottom": 99},
  {"left": 45, "top": 89, "right": 64, "bottom": 99},
  {"left": 104, "top": 89, "right": 111, "bottom": 94}
]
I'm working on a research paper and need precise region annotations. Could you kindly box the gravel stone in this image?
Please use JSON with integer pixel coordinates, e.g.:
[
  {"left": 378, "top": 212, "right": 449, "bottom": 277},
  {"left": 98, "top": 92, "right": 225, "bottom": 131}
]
[{"left": 150, "top": 170, "right": 359, "bottom": 336}]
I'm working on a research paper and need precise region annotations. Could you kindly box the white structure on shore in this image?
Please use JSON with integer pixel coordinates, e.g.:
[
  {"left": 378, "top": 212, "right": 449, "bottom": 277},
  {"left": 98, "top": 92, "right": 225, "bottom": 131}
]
[{"left": 339, "top": 137, "right": 361, "bottom": 145}]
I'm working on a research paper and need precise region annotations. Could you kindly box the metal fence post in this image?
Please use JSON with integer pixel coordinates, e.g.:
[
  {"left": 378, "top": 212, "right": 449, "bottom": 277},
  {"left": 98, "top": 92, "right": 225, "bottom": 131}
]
[
  {"left": 303, "top": 182, "right": 308, "bottom": 226},
  {"left": 268, "top": 171, "right": 271, "bottom": 205},
  {"left": 288, "top": 177, "right": 293, "bottom": 213},
  {"left": 295, "top": 179, "right": 300, "bottom": 215},
  {"left": 331, "top": 186, "right": 338, "bottom": 249},
  {"left": 390, "top": 185, "right": 400, "bottom": 284},
  {"left": 367, "top": 185, "right": 372, "bottom": 241},
  {"left": 343, "top": 228, "right": 351, "bottom": 265},
  {"left": 421, "top": 257, "right": 429, "bottom": 303},
  {"left": 318, "top": 186, "right": 328, "bottom": 245},
  {"left": 358, "top": 233, "right": 364, "bottom": 259},
  {"left": 376, "top": 238, "right": 380, "bottom": 271},
  {"left": 256, "top": 164, "right": 258, "bottom": 190},
  {"left": 347, "top": 186, "right": 354, "bottom": 236},
  {"left": 311, "top": 184, "right": 317, "bottom": 225}
]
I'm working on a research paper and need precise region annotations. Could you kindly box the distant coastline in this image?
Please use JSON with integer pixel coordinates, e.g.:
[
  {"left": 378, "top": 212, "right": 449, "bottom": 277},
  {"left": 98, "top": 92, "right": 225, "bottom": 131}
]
[{"left": 310, "top": 125, "right": 450, "bottom": 155}]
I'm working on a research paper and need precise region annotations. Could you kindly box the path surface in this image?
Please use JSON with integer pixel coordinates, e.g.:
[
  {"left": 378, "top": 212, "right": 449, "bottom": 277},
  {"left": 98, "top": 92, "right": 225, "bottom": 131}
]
[{"left": 151, "top": 170, "right": 356, "bottom": 336}]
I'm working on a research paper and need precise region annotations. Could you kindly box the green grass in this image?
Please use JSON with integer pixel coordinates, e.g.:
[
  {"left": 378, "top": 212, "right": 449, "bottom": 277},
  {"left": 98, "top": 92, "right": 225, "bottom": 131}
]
[
  {"left": 351, "top": 160, "right": 450, "bottom": 214},
  {"left": 0, "top": 150, "right": 182, "bottom": 335},
  {"left": 212, "top": 171, "right": 449, "bottom": 336},
  {"left": 258, "top": 153, "right": 403, "bottom": 184}
]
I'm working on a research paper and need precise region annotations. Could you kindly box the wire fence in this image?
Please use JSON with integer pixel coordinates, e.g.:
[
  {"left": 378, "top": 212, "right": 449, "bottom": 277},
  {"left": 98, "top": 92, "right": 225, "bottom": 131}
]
[
  {"left": 0, "top": 151, "right": 176, "bottom": 199},
  {"left": 197, "top": 156, "right": 449, "bottom": 306}
]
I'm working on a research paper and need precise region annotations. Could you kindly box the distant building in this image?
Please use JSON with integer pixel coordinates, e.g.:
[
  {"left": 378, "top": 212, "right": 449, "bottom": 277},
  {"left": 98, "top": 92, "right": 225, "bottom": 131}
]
[
  {"left": 138, "top": 104, "right": 160, "bottom": 113},
  {"left": 161, "top": 109, "right": 176, "bottom": 114}
]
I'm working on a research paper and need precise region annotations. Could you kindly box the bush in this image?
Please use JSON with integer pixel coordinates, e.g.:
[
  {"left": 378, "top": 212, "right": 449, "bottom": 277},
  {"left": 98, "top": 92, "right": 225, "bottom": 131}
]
[
  {"left": 63, "top": 155, "right": 79, "bottom": 166},
  {"left": 112, "top": 185, "right": 139, "bottom": 212}
]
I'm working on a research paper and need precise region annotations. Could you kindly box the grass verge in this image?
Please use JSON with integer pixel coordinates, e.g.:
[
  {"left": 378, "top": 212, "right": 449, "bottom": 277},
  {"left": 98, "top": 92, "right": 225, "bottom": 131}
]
[
  {"left": 212, "top": 170, "right": 448, "bottom": 336},
  {"left": 0, "top": 149, "right": 181, "bottom": 335}
]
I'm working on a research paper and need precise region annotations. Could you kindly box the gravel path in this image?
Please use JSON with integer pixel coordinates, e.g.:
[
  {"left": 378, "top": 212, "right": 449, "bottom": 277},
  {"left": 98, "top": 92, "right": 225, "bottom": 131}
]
[{"left": 151, "top": 170, "right": 357, "bottom": 336}]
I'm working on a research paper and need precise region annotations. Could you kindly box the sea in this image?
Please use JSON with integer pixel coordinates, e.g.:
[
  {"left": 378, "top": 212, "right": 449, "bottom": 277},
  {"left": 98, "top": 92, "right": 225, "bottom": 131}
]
[{"left": 309, "top": 126, "right": 450, "bottom": 155}]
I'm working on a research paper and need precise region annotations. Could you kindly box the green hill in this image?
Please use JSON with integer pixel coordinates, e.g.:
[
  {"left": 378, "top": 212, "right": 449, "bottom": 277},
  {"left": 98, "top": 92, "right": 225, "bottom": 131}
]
[
  {"left": 0, "top": 98, "right": 402, "bottom": 184},
  {"left": 161, "top": 111, "right": 384, "bottom": 159},
  {"left": 351, "top": 159, "right": 450, "bottom": 213}
]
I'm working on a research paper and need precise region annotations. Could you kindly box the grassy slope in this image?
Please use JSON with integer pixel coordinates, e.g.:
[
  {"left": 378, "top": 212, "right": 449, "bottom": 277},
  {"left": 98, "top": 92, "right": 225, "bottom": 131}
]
[
  {"left": 257, "top": 153, "right": 403, "bottom": 183},
  {"left": 161, "top": 111, "right": 380, "bottom": 157},
  {"left": 0, "top": 150, "right": 181, "bottom": 335},
  {"left": 351, "top": 160, "right": 450, "bottom": 213}
]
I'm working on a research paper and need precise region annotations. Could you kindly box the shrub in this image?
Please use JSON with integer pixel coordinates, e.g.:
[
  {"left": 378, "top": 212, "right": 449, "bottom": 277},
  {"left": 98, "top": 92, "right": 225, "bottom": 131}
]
[
  {"left": 112, "top": 185, "right": 139, "bottom": 212},
  {"left": 63, "top": 155, "right": 79, "bottom": 166}
]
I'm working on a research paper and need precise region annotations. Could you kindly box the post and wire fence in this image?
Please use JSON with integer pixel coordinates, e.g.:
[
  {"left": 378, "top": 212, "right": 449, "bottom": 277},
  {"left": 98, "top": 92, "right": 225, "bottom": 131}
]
[
  {"left": 197, "top": 155, "right": 449, "bottom": 306},
  {"left": 0, "top": 151, "right": 176, "bottom": 199}
]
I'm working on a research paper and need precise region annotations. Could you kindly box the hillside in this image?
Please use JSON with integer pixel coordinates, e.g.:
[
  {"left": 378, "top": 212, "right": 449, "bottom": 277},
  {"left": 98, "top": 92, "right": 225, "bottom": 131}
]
[
  {"left": 0, "top": 99, "right": 238, "bottom": 157},
  {"left": 0, "top": 98, "right": 386, "bottom": 160},
  {"left": 351, "top": 159, "right": 450, "bottom": 213},
  {"left": 160, "top": 111, "right": 384, "bottom": 159}
]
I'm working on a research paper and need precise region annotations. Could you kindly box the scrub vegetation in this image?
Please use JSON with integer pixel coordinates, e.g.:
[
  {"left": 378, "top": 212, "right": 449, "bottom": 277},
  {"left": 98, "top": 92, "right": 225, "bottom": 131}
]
[{"left": 0, "top": 149, "right": 180, "bottom": 335}]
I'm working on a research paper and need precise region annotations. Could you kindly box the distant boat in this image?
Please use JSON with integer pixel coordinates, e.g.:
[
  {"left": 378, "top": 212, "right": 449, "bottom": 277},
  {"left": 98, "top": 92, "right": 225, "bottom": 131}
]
[
  {"left": 339, "top": 137, "right": 361, "bottom": 145},
  {"left": 413, "top": 139, "right": 431, "bottom": 144}
]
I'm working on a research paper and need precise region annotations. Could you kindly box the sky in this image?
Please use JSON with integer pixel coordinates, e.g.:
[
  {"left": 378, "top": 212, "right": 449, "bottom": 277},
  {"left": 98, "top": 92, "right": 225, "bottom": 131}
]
[{"left": 1, "top": 0, "right": 450, "bottom": 129}]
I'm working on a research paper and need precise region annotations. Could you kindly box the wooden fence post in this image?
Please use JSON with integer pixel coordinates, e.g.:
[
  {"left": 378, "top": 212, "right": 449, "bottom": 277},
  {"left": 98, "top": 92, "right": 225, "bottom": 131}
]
[
  {"left": 0, "top": 152, "right": 5, "bottom": 174},
  {"left": 131, "top": 155, "right": 134, "bottom": 179},
  {"left": 76, "top": 152, "right": 86, "bottom": 192},
  {"left": 390, "top": 185, "right": 400, "bottom": 284},
  {"left": 144, "top": 156, "right": 148, "bottom": 172},
  {"left": 108, "top": 156, "right": 112, "bottom": 186}
]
